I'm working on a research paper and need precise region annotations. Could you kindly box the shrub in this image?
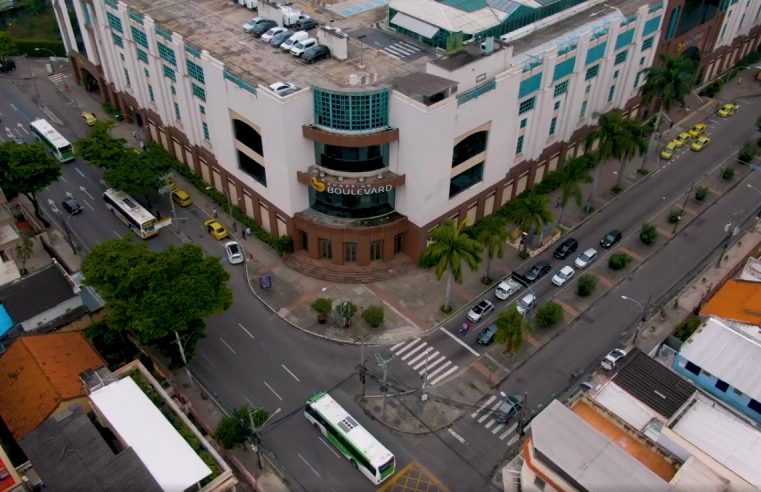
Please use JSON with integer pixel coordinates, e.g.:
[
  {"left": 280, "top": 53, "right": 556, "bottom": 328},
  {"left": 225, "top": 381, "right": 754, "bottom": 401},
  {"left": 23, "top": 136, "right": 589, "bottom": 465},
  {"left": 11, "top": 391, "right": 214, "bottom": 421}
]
[
  {"left": 609, "top": 252, "right": 632, "bottom": 271},
  {"left": 695, "top": 186, "right": 708, "bottom": 201},
  {"left": 576, "top": 274, "right": 596, "bottom": 298},
  {"left": 362, "top": 306, "right": 385, "bottom": 328},
  {"left": 311, "top": 298, "right": 332, "bottom": 318},
  {"left": 722, "top": 167, "right": 735, "bottom": 180},
  {"left": 534, "top": 301, "right": 564, "bottom": 329},
  {"left": 674, "top": 316, "right": 701, "bottom": 342},
  {"left": 668, "top": 209, "right": 682, "bottom": 224},
  {"left": 739, "top": 141, "right": 759, "bottom": 164},
  {"left": 335, "top": 301, "right": 358, "bottom": 320},
  {"left": 612, "top": 185, "right": 622, "bottom": 194},
  {"left": 639, "top": 223, "right": 658, "bottom": 246}
]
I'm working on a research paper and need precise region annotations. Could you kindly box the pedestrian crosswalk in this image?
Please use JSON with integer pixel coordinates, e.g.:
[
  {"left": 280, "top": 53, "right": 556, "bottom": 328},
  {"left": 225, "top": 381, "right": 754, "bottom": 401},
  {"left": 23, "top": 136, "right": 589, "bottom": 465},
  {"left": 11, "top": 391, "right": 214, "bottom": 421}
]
[
  {"left": 469, "top": 395, "right": 522, "bottom": 446},
  {"left": 48, "top": 73, "right": 67, "bottom": 87},
  {"left": 390, "top": 338, "right": 458, "bottom": 386},
  {"left": 380, "top": 40, "right": 422, "bottom": 60}
]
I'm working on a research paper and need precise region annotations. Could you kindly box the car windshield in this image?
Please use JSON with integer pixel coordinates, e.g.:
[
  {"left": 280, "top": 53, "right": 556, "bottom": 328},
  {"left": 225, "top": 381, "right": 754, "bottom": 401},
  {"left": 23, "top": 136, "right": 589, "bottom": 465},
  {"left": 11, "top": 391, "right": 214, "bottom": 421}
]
[
  {"left": 229, "top": 244, "right": 240, "bottom": 255},
  {"left": 518, "top": 296, "right": 533, "bottom": 309},
  {"left": 605, "top": 233, "right": 615, "bottom": 242},
  {"left": 557, "top": 271, "right": 568, "bottom": 279},
  {"left": 579, "top": 251, "right": 592, "bottom": 261}
]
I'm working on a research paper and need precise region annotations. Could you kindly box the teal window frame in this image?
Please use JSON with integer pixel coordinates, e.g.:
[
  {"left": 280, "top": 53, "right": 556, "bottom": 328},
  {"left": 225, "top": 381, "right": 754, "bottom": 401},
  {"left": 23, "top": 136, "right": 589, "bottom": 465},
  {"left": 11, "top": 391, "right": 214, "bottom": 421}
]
[
  {"left": 553, "top": 80, "right": 569, "bottom": 97},
  {"left": 665, "top": 5, "right": 680, "bottom": 40},
  {"left": 608, "top": 85, "right": 616, "bottom": 102},
  {"left": 123, "top": 68, "right": 130, "bottom": 86},
  {"left": 642, "top": 15, "right": 661, "bottom": 36},
  {"left": 163, "top": 65, "right": 176, "bottom": 81},
  {"left": 518, "top": 97, "right": 536, "bottom": 115},
  {"left": 174, "top": 102, "right": 181, "bottom": 120},
  {"left": 136, "top": 48, "right": 148, "bottom": 63},
  {"left": 614, "top": 50, "right": 628, "bottom": 65},
  {"left": 549, "top": 117, "right": 557, "bottom": 135},
  {"left": 106, "top": 12, "right": 123, "bottom": 33},
  {"left": 519, "top": 72, "right": 542, "bottom": 99},
  {"left": 112, "top": 33, "right": 123, "bottom": 47},
  {"left": 131, "top": 26, "right": 148, "bottom": 48},
  {"left": 313, "top": 87, "right": 390, "bottom": 131},
  {"left": 157, "top": 42, "right": 176, "bottom": 66},
  {"left": 554, "top": 101, "right": 560, "bottom": 110},
  {"left": 585, "top": 65, "right": 599, "bottom": 80},
  {"left": 203, "top": 122, "right": 210, "bottom": 140},
  {"left": 553, "top": 57, "right": 576, "bottom": 81},
  {"left": 148, "top": 84, "right": 155, "bottom": 102},
  {"left": 192, "top": 83, "right": 206, "bottom": 101},
  {"left": 585, "top": 42, "right": 606, "bottom": 65},
  {"left": 579, "top": 100, "right": 587, "bottom": 119},
  {"left": 200, "top": 105, "right": 206, "bottom": 115},
  {"left": 615, "top": 29, "right": 635, "bottom": 50},
  {"left": 516, "top": 135, "right": 524, "bottom": 154},
  {"left": 642, "top": 37, "right": 654, "bottom": 50},
  {"left": 520, "top": 118, "right": 527, "bottom": 128},
  {"left": 186, "top": 60, "right": 205, "bottom": 84}
]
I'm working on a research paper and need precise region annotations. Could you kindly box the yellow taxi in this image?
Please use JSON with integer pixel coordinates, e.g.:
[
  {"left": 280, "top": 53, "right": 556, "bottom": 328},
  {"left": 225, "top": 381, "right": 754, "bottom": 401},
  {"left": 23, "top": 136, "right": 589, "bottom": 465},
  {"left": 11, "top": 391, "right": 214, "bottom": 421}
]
[
  {"left": 81, "top": 111, "right": 97, "bottom": 126},
  {"left": 690, "top": 136, "right": 711, "bottom": 151},
  {"left": 717, "top": 103, "right": 737, "bottom": 117},
  {"left": 171, "top": 188, "right": 193, "bottom": 207},
  {"left": 672, "top": 132, "right": 691, "bottom": 148},
  {"left": 687, "top": 123, "right": 707, "bottom": 138},
  {"left": 204, "top": 219, "right": 230, "bottom": 240},
  {"left": 660, "top": 142, "right": 678, "bottom": 160}
]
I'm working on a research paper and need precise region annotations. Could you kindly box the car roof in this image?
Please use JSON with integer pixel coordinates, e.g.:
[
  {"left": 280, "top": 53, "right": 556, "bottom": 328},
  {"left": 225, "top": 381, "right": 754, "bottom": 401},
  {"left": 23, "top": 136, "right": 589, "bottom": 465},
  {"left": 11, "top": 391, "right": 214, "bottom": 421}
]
[
  {"left": 520, "top": 293, "right": 535, "bottom": 302},
  {"left": 581, "top": 248, "right": 596, "bottom": 255},
  {"left": 559, "top": 265, "right": 574, "bottom": 274}
]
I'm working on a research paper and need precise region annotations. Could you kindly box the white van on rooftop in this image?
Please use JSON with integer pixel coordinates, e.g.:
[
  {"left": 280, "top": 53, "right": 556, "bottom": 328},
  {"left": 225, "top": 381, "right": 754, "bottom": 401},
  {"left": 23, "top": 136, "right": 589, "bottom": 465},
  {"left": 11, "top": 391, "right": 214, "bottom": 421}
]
[
  {"left": 290, "top": 37, "right": 317, "bottom": 57},
  {"left": 280, "top": 31, "right": 308, "bottom": 52}
]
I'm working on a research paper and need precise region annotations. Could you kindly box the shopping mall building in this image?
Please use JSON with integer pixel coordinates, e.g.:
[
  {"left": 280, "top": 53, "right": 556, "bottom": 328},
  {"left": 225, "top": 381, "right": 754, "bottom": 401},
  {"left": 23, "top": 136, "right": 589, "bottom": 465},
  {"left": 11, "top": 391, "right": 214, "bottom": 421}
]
[{"left": 51, "top": 0, "right": 761, "bottom": 278}]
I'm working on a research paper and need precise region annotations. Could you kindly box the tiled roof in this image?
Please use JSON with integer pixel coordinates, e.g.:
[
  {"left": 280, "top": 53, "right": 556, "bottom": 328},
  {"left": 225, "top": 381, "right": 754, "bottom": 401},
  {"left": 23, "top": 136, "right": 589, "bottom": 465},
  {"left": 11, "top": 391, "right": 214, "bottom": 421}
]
[
  {"left": 700, "top": 279, "right": 761, "bottom": 325},
  {"left": 0, "top": 264, "right": 76, "bottom": 324},
  {"left": 20, "top": 404, "right": 162, "bottom": 492},
  {"left": 613, "top": 350, "right": 695, "bottom": 418},
  {"left": 0, "top": 332, "right": 105, "bottom": 439}
]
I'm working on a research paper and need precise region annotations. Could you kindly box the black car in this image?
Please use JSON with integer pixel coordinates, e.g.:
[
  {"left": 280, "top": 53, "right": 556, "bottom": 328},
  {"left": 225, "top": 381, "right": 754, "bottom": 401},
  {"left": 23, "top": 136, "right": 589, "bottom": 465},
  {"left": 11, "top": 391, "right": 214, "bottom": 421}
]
[
  {"left": 302, "top": 45, "right": 330, "bottom": 64},
  {"left": 0, "top": 59, "right": 16, "bottom": 73},
  {"left": 553, "top": 237, "right": 578, "bottom": 259},
  {"left": 269, "top": 30, "right": 293, "bottom": 47},
  {"left": 493, "top": 394, "right": 524, "bottom": 423},
  {"left": 62, "top": 198, "right": 83, "bottom": 215},
  {"left": 600, "top": 229, "right": 622, "bottom": 248},
  {"left": 476, "top": 324, "right": 498, "bottom": 345},
  {"left": 251, "top": 19, "right": 277, "bottom": 37},
  {"left": 295, "top": 18, "right": 318, "bottom": 30},
  {"left": 524, "top": 260, "right": 551, "bottom": 283}
]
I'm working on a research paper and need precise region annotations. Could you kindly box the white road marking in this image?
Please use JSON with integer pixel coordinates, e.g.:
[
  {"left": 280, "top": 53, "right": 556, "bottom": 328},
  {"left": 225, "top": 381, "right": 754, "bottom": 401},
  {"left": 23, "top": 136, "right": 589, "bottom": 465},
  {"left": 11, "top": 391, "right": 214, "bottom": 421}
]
[
  {"left": 281, "top": 364, "right": 300, "bottom": 382},
  {"left": 298, "top": 453, "right": 321, "bottom": 477},
  {"left": 219, "top": 337, "right": 236, "bottom": 354},
  {"left": 238, "top": 323, "right": 254, "bottom": 339},
  {"left": 401, "top": 341, "right": 428, "bottom": 361},
  {"left": 198, "top": 351, "right": 218, "bottom": 369},
  {"left": 439, "top": 326, "right": 480, "bottom": 357},
  {"left": 244, "top": 396, "right": 254, "bottom": 407},
  {"left": 412, "top": 351, "right": 439, "bottom": 371},
  {"left": 430, "top": 365, "right": 458, "bottom": 386},
  {"left": 113, "top": 230, "right": 122, "bottom": 238},
  {"left": 506, "top": 435, "right": 519, "bottom": 447},
  {"left": 492, "top": 423, "right": 505, "bottom": 435},
  {"left": 500, "top": 423, "right": 518, "bottom": 440},
  {"left": 419, "top": 355, "right": 446, "bottom": 374},
  {"left": 425, "top": 360, "right": 451, "bottom": 380},
  {"left": 471, "top": 395, "right": 497, "bottom": 418},
  {"left": 83, "top": 199, "right": 95, "bottom": 211},
  {"left": 74, "top": 167, "right": 86, "bottom": 178},
  {"left": 390, "top": 340, "right": 408, "bottom": 351},
  {"left": 60, "top": 175, "right": 68, "bottom": 183},
  {"left": 407, "top": 347, "right": 433, "bottom": 366},
  {"left": 484, "top": 418, "right": 497, "bottom": 429},
  {"left": 478, "top": 401, "right": 503, "bottom": 423},
  {"left": 263, "top": 381, "right": 283, "bottom": 400},
  {"left": 393, "top": 338, "right": 419, "bottom": 356},
  {"left": 447, "top": 428, "right": 466, "bottom": 445},
  {"left": 319, "top": 437, "right": 341, "bottom": 459}
]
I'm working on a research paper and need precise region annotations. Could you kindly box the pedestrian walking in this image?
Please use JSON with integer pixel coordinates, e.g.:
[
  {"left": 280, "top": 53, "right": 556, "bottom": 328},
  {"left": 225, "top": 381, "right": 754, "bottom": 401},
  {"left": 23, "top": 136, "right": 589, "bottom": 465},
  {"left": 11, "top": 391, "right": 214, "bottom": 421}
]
[
  {"left": 246, "top": 227, "right": 252, "bottom": 238},
  {"left": 212, "top": 208, "right": 218, "bottom": 218}
]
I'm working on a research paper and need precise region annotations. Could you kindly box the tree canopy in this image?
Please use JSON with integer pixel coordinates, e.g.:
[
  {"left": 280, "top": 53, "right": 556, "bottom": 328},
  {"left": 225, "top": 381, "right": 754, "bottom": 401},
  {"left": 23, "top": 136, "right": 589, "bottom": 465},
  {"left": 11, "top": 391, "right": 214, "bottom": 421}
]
[
  {"left": 0, "top": 32, "right": 18, "bottom": 60},
  {"left": 82, "top": 238, "right": 233, "bottom": 360},
  {"left": 640, "top": 53, "right": 698, "bottom": 112},
  {"left": 104, "top": 151, "right": 170, "bottom": 201},
  {"left": 0, "top": 141, "right": 62, "bottom": 218},
  {"left": 75, "top": 121, "right": 128, "bottom": 167},
  {"left": 215, "top": 405, "right": 269, "bottom": 449}
]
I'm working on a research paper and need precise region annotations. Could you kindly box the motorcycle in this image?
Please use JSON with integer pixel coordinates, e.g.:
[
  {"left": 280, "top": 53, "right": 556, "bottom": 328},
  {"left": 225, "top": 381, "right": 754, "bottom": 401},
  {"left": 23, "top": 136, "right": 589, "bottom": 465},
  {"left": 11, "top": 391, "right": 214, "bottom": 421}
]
[{"left": 458, "top": 320, "right": 472, "bottom": 336}]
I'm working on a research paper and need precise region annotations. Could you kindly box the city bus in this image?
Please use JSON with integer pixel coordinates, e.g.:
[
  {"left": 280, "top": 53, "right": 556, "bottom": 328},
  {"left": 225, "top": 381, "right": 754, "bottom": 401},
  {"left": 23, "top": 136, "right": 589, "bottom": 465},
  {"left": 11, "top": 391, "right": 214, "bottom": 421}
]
[
  {"left": 29, "top": 119, "right": 75, "bottom": 162},
  {"left": 304, "top": 392, "right": 395, "bottom": 484},
  {"left": 102, "top": 188, "right": 159, "bottom": 239}
]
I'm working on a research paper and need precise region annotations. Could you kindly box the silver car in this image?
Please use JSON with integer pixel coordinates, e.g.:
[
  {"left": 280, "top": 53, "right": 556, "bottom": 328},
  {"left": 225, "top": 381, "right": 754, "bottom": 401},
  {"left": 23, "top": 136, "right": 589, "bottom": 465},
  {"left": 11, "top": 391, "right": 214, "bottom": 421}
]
[{"left": 574, "top": 248, "right": 598, "bottom": 268}]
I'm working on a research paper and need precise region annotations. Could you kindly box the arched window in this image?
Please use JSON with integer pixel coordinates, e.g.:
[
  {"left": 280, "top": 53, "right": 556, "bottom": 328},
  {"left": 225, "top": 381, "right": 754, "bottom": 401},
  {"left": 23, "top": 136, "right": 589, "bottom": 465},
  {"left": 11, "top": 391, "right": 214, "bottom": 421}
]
[
  {"left": 452, "top": 131, "right": 488, "bottom": 167},
  {"left": 233, "top": 119, "right": 263, "bottom": 156}
]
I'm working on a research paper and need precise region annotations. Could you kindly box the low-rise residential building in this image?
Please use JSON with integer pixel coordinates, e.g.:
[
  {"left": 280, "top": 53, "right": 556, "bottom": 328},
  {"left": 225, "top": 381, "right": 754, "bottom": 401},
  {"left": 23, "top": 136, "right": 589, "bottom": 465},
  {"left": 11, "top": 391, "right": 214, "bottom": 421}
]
[
  {"left": 672, "top": 316, "right": 761, "bottom": 425},
  {"left": 700, "top": 278, "right": 761, "bottom": 324},
  {"left": 0, "top": 443, "right": 22, "bottom": 492},
  {"left": 0, "top": 190, "right": 21, "bottom": 288}
]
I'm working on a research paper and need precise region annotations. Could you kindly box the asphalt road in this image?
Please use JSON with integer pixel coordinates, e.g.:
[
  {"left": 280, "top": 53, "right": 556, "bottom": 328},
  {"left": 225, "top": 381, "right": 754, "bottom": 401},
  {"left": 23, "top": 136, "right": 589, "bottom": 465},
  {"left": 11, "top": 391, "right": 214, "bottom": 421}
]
[{"left": 5, "top": 69, "right": 761, "bottom": 491}]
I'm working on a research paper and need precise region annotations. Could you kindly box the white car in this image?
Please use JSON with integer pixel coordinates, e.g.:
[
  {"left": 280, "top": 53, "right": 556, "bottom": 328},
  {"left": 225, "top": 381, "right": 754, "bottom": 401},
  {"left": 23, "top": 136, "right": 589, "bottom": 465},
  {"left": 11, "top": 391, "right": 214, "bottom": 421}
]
[
  {"left": 261, "top": 26, "right": 286, "bottom": 42},
  {"left": 516, "top": 293, "right": 536, "bottom": 315},
  {"left": 552, "top": 266, "right": 575, "bottom": 286},
  {"left": 224, "top": 241, "right": 244, "bottom": 265},
  {"left": 269, "top": 82, "right": 297, "bottom": 96},
  {"left": 574, "top": 248, "right": 598, "bottom": 269},
  {"left": 290, "top": 38, "right": 317, "bottom": 57},
  {"left": 601, "top": 348, "right": 627, "bottom": 371},
  {"left": 242, "top": 17, "right": 266, "bottom": 33},
  {"left": 467, "top": 299, "right": 495, "bottom": 323}
]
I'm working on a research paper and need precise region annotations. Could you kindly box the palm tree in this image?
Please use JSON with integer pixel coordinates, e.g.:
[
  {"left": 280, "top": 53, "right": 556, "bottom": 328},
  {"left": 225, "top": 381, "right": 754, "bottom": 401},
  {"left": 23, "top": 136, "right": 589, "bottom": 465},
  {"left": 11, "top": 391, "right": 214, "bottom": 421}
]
[
  {"left": 556, "top": 156, "right": 593, "bottom": 228},
  {"left": 14, "top": 233, "right": 34, "bottom": 276},
  {"left": 475, "top": 215, "right": 508, "bottom": 283},
  {"left": 639, "top": 53, "right": 698, "bottom": 169},
  {"left": 584, "top": 109, "right": 632, "bottom": 210},
  {"left": 507, "top": 192, "right": 554, "bottom": 249},
  {"left": 420, "top": 218, "right": 482, "bottom": 312},
  {"left": 614, "top": 117, "right": 649, "bottom": 189},
  {"left": 494, "top": 305, "right": 532, "bottom": 354}
]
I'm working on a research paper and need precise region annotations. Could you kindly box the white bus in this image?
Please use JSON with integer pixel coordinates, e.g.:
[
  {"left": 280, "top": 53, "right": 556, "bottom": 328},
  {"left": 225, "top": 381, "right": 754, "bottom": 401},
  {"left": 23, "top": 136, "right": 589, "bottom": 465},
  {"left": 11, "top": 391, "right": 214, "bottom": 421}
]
[
  {"left": 103, "top": 188, "right": 159, "bottom": 239},
  {"left": 29, "top": 119, "right": 75, "bottom": 162},
  {"left": 304, "top": 392, "right": 395, "bottom": 484}
]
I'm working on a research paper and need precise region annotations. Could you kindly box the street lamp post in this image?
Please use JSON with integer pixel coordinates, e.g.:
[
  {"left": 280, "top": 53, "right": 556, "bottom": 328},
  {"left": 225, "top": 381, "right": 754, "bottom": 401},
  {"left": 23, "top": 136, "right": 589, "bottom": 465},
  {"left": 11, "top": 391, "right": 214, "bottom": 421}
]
[
  {"left": 249, "top": 407, "right": 281, "bottom": 469},
  {"left": 748, "top": 183, "right": 761, "bottom": 218},
  {"left": 621, "top": 294, "right": 652, "bottom": 345},
  {"left": 33, "top": 47, "right": 61, "bottom": 74}
]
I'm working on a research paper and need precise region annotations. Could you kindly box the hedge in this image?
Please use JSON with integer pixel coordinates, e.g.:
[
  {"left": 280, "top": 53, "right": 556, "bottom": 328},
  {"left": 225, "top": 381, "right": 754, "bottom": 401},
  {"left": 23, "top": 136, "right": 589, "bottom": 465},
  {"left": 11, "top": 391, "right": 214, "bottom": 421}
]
[{"left": 12, "top": 39, "right": 67, "bottom": 57}]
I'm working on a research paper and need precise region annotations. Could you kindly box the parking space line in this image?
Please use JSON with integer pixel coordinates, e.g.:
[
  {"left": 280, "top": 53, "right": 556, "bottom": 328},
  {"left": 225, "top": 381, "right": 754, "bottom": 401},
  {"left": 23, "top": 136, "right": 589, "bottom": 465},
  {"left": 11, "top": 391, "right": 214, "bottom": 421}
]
[
  {"left": 281, "top": 364, "right": 300, "bottom": 382},
  {"left": 219, "top": 337, "right": 236, "bottom": 354},
  {"left": 263, "top": 381, "right": 283, "bottom": 400},
  {"left": 238, "top": 323, "right": 254, "bottom": 339}
]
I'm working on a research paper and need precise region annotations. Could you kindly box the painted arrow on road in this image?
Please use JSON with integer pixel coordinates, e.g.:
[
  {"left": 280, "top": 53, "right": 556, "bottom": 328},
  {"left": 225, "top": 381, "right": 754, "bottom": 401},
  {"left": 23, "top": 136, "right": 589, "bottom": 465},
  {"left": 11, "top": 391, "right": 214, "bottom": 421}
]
[
  {"left": 47, "top": 198, "right": 59, "bottom": 215},
  {"left": 65, "top": 191, "right": 73, "bottom": 199},
  {"left": 79, "top": 186, "right": 94, "bottom": 200}
]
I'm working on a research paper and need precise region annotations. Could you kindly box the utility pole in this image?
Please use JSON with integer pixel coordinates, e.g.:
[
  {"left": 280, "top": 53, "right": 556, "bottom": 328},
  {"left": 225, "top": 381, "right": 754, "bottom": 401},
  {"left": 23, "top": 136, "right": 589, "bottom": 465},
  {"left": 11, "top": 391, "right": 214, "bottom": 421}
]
[
  {"left": 359, "top": 340, "right": 366, "bottom": 397},
  {"left": 674, "top": 182, "right": 695, "bottom": 234},
  {"left": 421, "top": 352, "right": 429, "bottom": 401},
  {"left": 174, "top": 331, "right": 194, "bottom": 386},
  {"left": 375, "top": 353, "right": 393, "bottom": 418}
]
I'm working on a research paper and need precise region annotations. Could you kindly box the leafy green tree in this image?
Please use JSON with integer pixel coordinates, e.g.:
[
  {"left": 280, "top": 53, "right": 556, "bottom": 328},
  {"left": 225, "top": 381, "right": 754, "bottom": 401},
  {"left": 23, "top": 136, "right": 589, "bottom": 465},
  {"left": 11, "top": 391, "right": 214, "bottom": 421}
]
[
  {"left": 640, "top": 53, "right": 698, "bottom": 169},
  {"left": 576, "top": 274, "right": 596, "bottom": 298},
  {"left": 362, "top": 306, "right": 385, "bottom": 328},
  {"left": 82, "top": 238, "right": 233, "bottom": 360},
  {"left": 75, "top": 121, "right": 129, "bottom": 167},
  {"left": 614, "top": 117, "right": 649, "bottom": 189},
  {"left": 0, "top": 141, "right": 62, "bottom": 219},
  {"left": 104, "top": 151, "right": 170, "bottom": 204},
  {"left": 474, "top": 215, "right": 508, "bottom": 283},
  {"left": 609, "top": 252, "right": 632, "bottom": 271},
  {"left": 506, "top": 193, "right": 553, "bottom": 247},
  {"left": 215, "top": 405, "right": 269, "bottom": 449},
  {"left": 420, "top": 219, "right": 482, "bottom": 312},
  {"left": 0, "top": 32, "right": 18, "bottom": 60},
  {"left": 534, "top": 301, "right": 564, "bottom": 329},
  {"left": 556, "top": 156, "right": 593, "bottom": 227},
  {"left": 14, "top": 233, "right": 34, "bottom": 276},
  {"left": 494, "top": 305, "right": 532, "bottom": 354},
  {"left": 639, "top": 223, "right": 658, "bottom": 246}
]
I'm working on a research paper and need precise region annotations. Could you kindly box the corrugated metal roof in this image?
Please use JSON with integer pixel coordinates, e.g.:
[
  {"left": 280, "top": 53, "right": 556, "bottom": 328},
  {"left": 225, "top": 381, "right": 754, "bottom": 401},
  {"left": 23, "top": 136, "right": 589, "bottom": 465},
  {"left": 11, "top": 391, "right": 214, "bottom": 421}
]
[
  {"left": 390, "top": 12, "right": 441, "bottom": 39},
  {"left": 614, "top": 350, "right": 695, "bottom": 418},
  {"left": 679, "top": 317, "right": 761, "bottom": 402},
  {"left": 390, "top": 0, "right": 516, "bottom": 34},
  {"left": 531, "top": 400, "right": 675, "bottom": 491}
]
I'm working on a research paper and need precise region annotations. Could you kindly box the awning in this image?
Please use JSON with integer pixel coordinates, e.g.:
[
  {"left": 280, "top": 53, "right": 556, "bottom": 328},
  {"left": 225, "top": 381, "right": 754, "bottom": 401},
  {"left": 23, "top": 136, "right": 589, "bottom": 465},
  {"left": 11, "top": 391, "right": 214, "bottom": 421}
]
[{"left": 390, "top": 12, "right": 440, "bottom": 39}]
